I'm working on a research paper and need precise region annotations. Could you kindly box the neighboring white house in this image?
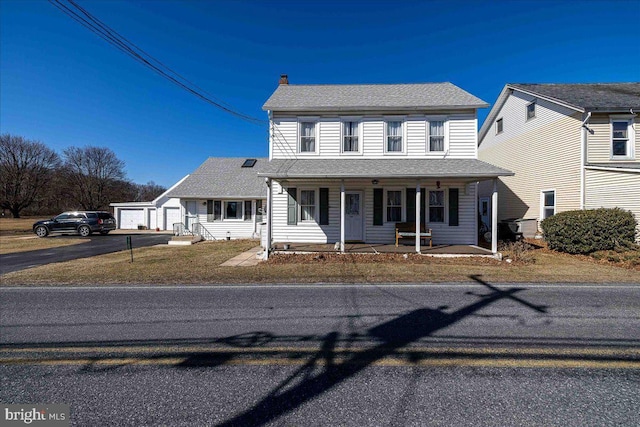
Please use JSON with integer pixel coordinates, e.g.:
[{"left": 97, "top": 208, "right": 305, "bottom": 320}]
[
  {"left": 478, "top": 83, "right": 640, "bottom": 240},
  {"left": 112, "top": 157, "right": 268, "bottom": 240},
  {"left": 111, "top": 175, "right": 187, "bottom": 231},
  {"left": 258, "top": 76, "right": 513, "bottom": 257}
]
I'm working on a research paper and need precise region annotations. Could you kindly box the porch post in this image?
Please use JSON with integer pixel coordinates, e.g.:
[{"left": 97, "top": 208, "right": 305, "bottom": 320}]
[
  {"left": 415, "top": 182, "right": 421, "bottom": 253},
  {"left": 491, "top": 178, "right": 498, "bottom": 254},
  {"left": 264, "top": 178, "right": 272, "bottom": 260},
  {"left": 340, "top": 181, "right": 345, "bottom": 253}
]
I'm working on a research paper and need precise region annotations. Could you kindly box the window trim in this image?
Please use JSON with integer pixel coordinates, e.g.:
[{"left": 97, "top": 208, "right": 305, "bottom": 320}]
[
  {"left": 526, "top": 101, "right": 536, "bottom": 121},
  {"left": 496, "top": 117, "right": 504, "bottom": 135},
  {"left": 426, "top": 117, "right": 448, "bottom": 153},
  {"left": 427, "top": 189, "right": 447, "bottom": 224},
  {"left": 341, "top": 119, "right": 363, "bottom": 155},
  {"left": 384, "top": 118, "right": 406, "bottom": 155},
  {"left": 223, "top": 200, "right": 244, "bottom": 221},
  {"left": 298, "top": 188, "right": 318, "bottom": 223},
  {"left": 610, "top": 116, "right": 635, "bottom": 160},
  {"left": 540, "top": 189, "right": 556, "bottom": 220},
  {"left": 298, "top": 119, "right": 319, "bottom": 155},
  {"left": 385, "top": 188, "right": 404, "bottom": 223}
]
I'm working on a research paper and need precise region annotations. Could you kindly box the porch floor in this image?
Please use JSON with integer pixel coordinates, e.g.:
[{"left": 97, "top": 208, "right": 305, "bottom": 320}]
[{"left": 273, "top": 242, "right": 493, "bottom": 256}]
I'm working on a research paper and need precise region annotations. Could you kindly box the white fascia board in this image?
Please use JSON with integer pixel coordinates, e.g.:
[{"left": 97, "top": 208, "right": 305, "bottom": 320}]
[{"left": 152, "top": 174, "right": 190, "bottom": 204}]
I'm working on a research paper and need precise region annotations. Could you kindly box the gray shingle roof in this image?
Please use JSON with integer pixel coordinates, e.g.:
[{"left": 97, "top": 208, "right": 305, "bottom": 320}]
[
  {"left": 166, "top": 157, "right": 268, "bottom": 199},
  {"left": 258, "top": 159, "right": 513, "bottom": 179},
  {"left": 510, "top": 83, "right": 640, "bottom": 111},
  {"left": 263, "top": 82, "right": 489, "bottom": 111}
]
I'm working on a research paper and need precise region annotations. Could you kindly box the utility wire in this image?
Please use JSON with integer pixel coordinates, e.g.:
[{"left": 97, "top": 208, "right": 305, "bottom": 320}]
[{"left": 48, "top": 0, "right": 266, "bottom": 125}]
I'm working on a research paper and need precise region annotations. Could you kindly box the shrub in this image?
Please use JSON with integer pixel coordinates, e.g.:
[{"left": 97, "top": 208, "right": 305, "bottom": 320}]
[
  {"left": 540, "top": 208, "right": 637, "bottom": 254},
  {"left": 499, "top": 240, "right": 536, "bottom": 263}
]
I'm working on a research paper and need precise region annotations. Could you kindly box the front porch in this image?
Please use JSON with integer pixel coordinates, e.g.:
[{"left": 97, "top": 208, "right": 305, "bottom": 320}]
[{"left": 272, "top": 242, "right": 494, "bottom": 256}]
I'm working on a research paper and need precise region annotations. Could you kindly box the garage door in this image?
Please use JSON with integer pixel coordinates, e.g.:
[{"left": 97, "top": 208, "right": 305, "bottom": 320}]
[
  {"left": 119, "top": 209, "right": 144, "bottom": 229},
  {"left": 164, "top": 207, "right": 181, "bottom": 231}
]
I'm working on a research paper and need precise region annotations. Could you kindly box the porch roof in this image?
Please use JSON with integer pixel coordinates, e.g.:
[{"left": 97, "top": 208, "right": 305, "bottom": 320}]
[{"left": 258, "top": 159, "right": 513, "bottom": 180}]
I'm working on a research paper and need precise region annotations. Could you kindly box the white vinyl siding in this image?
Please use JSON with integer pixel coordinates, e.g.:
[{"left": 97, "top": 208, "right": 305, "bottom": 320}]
[
  {"left": 195, "top": 199, "right": 265, "bottom": 240},
  {"left": 270, "top": 113, "right": 477, "bottom": 160},
  {"left": 587, "top": 115, "right": 639, "bottom": 164}
]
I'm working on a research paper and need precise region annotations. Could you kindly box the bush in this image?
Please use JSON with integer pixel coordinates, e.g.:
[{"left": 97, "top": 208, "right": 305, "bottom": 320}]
[
  {"left": 540, "top": 208, "right": 637, "bottom": 254},
  {"left": 499, "top": 240, "right": 536, "bottom": 263}
]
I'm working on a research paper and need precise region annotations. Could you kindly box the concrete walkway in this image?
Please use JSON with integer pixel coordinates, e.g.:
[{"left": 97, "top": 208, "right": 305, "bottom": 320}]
[{"left": 220, "top": 246, "right": 263, "bottom": 267}]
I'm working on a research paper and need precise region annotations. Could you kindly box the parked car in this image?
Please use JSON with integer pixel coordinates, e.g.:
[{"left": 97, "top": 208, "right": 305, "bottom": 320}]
[{"left": 33, "top": 211, "right": 116, "bottom": 237}]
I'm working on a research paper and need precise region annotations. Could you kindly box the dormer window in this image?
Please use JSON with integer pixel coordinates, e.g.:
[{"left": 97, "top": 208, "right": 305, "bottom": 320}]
[
  {"left": 496, "top": 118, "right": 504, "bottom": 134},
  {"left": 526, "top": 101, "right": 536, "bottom": 121},
  {"left": 386, "top": 121, "right": 403, "bottom": 153},
  {"left": 299, "top": 122, "right": 316, "bottom": 153}
]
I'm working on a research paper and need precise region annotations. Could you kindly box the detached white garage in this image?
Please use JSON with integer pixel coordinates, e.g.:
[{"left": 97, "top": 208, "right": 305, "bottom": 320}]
[{"left": 118, "top": 209, "right": 145, "bottom": 229}]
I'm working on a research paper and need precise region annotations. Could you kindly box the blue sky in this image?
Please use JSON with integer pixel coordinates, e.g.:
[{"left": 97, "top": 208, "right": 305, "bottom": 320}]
[{"left": 2, "top": 0, "right": 639, "bottom": 188}]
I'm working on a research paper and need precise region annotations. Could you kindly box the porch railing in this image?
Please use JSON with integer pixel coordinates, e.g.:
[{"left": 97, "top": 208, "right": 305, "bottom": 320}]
[{"left": 192, "top": 223, "right": 216, "bottom": 241}]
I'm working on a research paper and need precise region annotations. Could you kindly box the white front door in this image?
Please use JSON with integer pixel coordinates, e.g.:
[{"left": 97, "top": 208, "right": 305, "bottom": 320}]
[
  {"left": 185, "top": 201, "right": 198, "bottom": 230},
  {"left": 345, "top": 191, "right": 363, "bottom": 241}
]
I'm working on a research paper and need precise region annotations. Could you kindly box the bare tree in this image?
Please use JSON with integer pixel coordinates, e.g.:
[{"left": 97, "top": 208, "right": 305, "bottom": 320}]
[
  {"left": 63, "top": 146, "right": 126, "bottom": 210},
  {"left": 0, "top": 134, "right": 61, "bottom": 218},
  {"left": 135, "top": 181, "right": 166, "bottom": 202}
]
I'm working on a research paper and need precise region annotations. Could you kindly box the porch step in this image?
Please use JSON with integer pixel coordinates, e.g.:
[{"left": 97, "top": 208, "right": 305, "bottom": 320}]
[{"left": 168, "top": 235, "right": 203, "bottom": 246}]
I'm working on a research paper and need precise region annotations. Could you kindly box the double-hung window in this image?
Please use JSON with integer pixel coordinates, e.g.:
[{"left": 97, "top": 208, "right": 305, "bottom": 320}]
[
  {"left": 429, "top": 190, "right": 445, "bottom": 223},
  {"left": 386, "top": 190, "right": 402, "bottom": 222},
  {"left": 541, "top": 190, "right": 555, "bottom": 219},
  {"left": 386, "top": 121, "right": 403, "bottom": 152},
  {"left": 343, "top": 121, "right": 359, "bottom": 152},
  {"left": 300, "top": 122, "right": 316, "bottom": 153},
  {"left": 429, "top": 121, "right": 445, "bottom": 152},
  {"left": 611, "top": 119, "right": 634, "bottom": 159},
  {"left": 300, "top": 190, "right": 316, "bottom": 221}
]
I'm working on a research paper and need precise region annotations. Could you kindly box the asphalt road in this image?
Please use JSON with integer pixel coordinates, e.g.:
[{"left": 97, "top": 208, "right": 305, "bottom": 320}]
[
  {"left": 0, "top": 233, "right": 171, "bottom": 275},
  {"left": 1, "top": 283, "right": 639, "bottom": 426}
]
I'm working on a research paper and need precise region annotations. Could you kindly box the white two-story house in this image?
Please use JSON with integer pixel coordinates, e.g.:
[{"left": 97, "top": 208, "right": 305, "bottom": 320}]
[
  {"left": 259, "top": 76, "right": 513, "bottom": 257},
  {"left": 478, "top": 83, "right": 640, "bottom": 240}
]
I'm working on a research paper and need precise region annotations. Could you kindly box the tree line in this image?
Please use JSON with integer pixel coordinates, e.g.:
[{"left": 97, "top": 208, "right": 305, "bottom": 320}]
[{"left": 0, "top": 134, "right": 166, "bottom": 218}]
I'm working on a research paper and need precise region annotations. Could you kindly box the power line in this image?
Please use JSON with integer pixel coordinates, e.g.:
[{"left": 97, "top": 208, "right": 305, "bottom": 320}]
[{"left": 48, "top": 0, "right": 266, "bottom": 125}]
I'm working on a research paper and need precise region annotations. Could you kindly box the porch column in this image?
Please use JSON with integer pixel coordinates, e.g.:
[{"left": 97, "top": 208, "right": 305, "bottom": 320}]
[
  {"left": 263, "top": 178, "right": 272, "bottom": 260},
  {"left": 340, "top": 181, "right": 345, "bottom": 253},
  {"left": 491, "top": 178, "right": 498, "bottom": 254},
  {"left": 415, "top": 182, "right": 421, "bottom": 253}
]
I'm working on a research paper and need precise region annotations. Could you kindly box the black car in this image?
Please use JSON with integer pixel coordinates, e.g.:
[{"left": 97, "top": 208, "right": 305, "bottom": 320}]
[{"left": 33, "top": 211, "right": 117, "bottom": 237}]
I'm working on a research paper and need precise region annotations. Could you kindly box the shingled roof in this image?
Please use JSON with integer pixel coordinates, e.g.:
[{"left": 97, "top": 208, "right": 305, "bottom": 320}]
[
  {"left": 263, "top": 82, "right": 489, "bottom": 112},
  {"left": 258, "top": 159, "right": 513, "bottom": 179},
  {"left": 510, "top": 83, "right": 640, "bottom": 111},
  {"left": 166, "top": 157, "right": 268, "bottom": 199}
]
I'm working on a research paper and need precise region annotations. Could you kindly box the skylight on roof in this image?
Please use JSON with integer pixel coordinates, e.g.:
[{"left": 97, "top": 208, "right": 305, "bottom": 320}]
[{"left": 242, "top": 159, "right": 257, "bottom": 168}]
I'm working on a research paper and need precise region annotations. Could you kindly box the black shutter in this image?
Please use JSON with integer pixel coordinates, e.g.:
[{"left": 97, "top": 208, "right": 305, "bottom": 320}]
[
  {"left": 373, "top": 188, "right": 383, "bottom": 226},
  {"left": 406, "top": 188, "right": 416, "bottom": 223},
  {"left": 287, "top": 187, "right": 297, "bottom": 225},
  {"left": 319, "top": 188, "right": 329, "bottom": 225},
  {"left": 449, "top": 188, "right": 459, "bottom": 226}
]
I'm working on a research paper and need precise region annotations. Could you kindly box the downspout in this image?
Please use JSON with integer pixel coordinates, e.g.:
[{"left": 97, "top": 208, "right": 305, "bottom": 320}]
[
  {"left": 268, "top": 110, "right": 273, "bottom": 161},
  {"left": 580, "top": 112, "right": 592, "bottom": 210}
]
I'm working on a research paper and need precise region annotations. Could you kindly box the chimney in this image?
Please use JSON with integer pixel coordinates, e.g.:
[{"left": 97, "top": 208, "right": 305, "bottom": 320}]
[{"left": 279, "top": 74, "right": 289, "bottom": 85}]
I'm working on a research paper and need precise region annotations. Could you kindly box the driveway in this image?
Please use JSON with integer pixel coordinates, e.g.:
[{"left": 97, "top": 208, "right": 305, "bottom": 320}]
[{"left": 0, "top": 233, "right": 171, "bottom": 275}]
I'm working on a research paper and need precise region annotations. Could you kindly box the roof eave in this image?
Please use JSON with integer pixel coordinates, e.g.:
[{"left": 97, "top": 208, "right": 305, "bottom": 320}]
[
  {"left": 263, "top": 104, "right": 489, "bottom": 112},
  {"left": 258, "top": 172, "right": 514, "bottom": 179}
]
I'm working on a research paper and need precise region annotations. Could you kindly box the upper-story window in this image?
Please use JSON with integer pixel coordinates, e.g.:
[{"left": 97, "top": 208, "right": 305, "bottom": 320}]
[
  {"left": 299, "top": 122, "right": 316, "bottom": 153},
  {"left": 496, "top": 118, "right": 504, "bottom": 134},
  {"left": 386, "top": 121, "right": 403, "bottom": 153},
  {"left": 611, "top": 118, "right": 634, "bottom": 159},
  {"left": 343, "top": 121, "right": 359, "bottom": 152},
  {"left": 428, "top": 121, "right": 445, "bottom": 152},
  {"left": 526, "top": 101, "right": 536, "bottom": 121}
]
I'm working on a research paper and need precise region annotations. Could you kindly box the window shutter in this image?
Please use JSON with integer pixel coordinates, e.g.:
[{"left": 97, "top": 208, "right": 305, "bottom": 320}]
[
  {"left": 287, "top": 187, "right": 297, "bottom": 225},
  {"left": 449, "top": 188, "right": 459, "bottom": 226},
  {"left": 319, "top": 188, "right": 329, "bottom": 225},
  {"left": 373, "top": 188, "right": 383, "bottom": 226},
  {"left": 406, "top": 188, "right": 416, "bottom": 223}
]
